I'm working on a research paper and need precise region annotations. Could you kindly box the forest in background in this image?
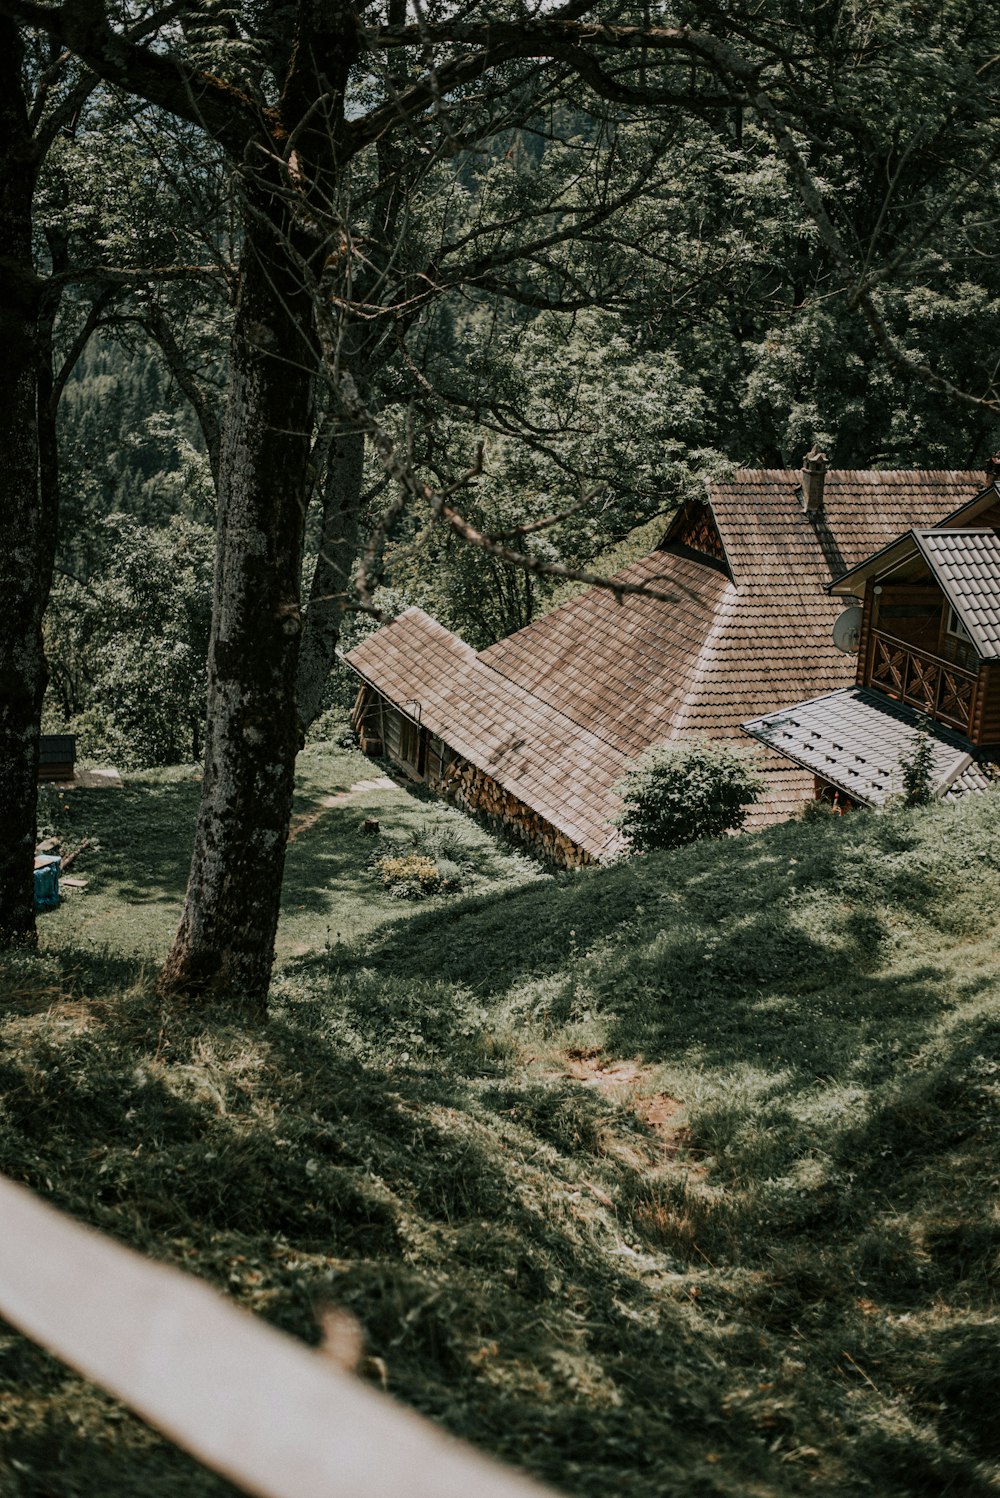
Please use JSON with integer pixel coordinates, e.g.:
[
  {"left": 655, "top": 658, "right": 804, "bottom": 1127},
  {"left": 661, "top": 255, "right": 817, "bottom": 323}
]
[
  {"left": 38, "top": 0, "right": 1000, "bottom": 770},
  {"left": 6, "top": 0, "right": 1000, "bottom": 1000}
]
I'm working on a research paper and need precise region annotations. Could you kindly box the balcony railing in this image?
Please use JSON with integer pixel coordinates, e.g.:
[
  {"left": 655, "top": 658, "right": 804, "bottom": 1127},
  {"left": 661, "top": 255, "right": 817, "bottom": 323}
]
[{"left": 866, "top": 629, "right": 977, "bottom": 734}]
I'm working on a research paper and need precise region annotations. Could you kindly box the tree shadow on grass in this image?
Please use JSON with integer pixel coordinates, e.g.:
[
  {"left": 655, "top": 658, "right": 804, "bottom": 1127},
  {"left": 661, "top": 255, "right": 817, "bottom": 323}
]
[
  {"left": 350, "top": 809, "right": 960, "bottom": 1051},
  {"left": 11, "top": 977, "right": 1000, "bottom": 1498},
  {"left": 0, "top": 984, "right": 793, "bottom": 1498},
  {"left": 280, "top": 801, "right": 392, "bottom": 918},
  {"left": 4, "top": 902, "right": 999, "bottom": 1498},
  {"left": 48, "top": 781, "right": 199, "bottom": 910}
]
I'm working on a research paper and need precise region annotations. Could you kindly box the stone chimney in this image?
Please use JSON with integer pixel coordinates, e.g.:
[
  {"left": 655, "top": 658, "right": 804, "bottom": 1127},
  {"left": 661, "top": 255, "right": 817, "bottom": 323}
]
[{"left": 800, "top": 448, "right": 828, "bottom": 514}]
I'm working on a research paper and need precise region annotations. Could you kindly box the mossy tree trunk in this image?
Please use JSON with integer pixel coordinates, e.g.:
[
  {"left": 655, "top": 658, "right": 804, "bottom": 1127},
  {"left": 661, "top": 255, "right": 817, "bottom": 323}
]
[
  {"left": 0, "top": 24, "right": 46, "bottom": 947},
  {"left": 296, "top": 421, "right": 366, "bottom": 737},
  {"left": 158, "top": 194, "right": 317, "bottom": 1013}
]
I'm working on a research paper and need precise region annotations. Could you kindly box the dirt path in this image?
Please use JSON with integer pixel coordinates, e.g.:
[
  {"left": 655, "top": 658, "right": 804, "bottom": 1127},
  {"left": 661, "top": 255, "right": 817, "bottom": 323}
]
[
  {"left": 558, "top": 1052, "right": 694, "bottom": 1170},
  {"left": 287, "top": 776, "right": 397, "bottom": 843}
]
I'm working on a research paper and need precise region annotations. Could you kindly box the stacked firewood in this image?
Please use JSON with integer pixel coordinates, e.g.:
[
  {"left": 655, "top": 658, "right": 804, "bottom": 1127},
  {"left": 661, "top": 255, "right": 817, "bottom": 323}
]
[{"left": 437, "top": 762, "right": 594, "bottom": 869}]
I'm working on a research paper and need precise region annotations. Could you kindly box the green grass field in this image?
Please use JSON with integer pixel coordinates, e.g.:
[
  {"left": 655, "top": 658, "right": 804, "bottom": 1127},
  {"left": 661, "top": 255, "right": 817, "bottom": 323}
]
[
  {"left": 3, "top": 753, "right": 1000, "bottom": 1496},
  {"left": 34, "top": 743, "right": 543, "bottom": 961}
]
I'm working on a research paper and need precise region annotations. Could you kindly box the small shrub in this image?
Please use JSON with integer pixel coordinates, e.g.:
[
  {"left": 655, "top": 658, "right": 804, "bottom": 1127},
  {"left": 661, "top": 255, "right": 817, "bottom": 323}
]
[
  {"left": 305, "top": 704, "right": 353, "bottom": 746},
  {"left": 898, "top": 720, "right": 935, "bottom": 806},
  {"left": 374, "top": 853, "right": 445, "bottom": 898},
  {"left": 615, "top": 741, "right": 762, "bottom": 853},
  {"left": 434, "top": 857, "right": 465, "bottom": 888},
  {"left": 800, "top": 796, "right": 839, "bottom": 822}
]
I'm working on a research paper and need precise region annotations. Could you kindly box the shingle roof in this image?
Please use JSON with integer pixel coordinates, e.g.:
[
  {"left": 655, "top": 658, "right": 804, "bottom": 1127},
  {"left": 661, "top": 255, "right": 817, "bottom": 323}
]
[
  {"left": 741, "top": 686, "right": 997, "bottom": 807},
  {"left": 347, "top": 469, "right": 985, "bottom": 855},
  {"left": 827, "top": 479, "right": 1000, "bottom": 597},
  {"left": 345, "top": 608, "right": 628, "bottom": 859},
  {"left": 479, "top": 548, "right": 735, "bottom": 754},
  {"left": 480, "top": 469, "right": 984, "bottom": 827},
  {"left": 912, "top": 529, "right": 1000, "bottom": 659},
  {"left": 710, "top": 470, "right": 989, "bottom": 589}
]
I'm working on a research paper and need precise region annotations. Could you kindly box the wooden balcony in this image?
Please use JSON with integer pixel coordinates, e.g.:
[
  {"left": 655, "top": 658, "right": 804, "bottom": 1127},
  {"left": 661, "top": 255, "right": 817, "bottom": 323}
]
[{"left": 865, "top": 629, "right": 977, "bottom": 735}]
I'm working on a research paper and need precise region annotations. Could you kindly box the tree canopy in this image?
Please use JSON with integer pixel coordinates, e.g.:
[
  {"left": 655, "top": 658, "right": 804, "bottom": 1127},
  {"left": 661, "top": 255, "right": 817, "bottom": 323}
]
[{"left": 2, "top": 0, "right": 1000, "bottom": 1004}]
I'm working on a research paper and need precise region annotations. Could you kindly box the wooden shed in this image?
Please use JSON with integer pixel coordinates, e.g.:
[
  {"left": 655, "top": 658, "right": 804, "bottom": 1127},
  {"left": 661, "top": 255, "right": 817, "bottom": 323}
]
[{"left": 38, "top": 735, "right": 76, "bottom": 784}]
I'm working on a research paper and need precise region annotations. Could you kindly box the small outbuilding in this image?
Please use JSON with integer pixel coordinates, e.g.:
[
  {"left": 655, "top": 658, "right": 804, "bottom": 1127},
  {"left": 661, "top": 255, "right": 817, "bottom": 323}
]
[{"left": 38, "top": 735, "right": 76, "bottom": 784}]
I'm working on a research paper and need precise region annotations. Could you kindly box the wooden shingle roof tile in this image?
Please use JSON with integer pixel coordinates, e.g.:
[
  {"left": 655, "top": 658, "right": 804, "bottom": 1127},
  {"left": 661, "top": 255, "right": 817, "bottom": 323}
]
[{"left": 346, "top": 609, "right": 628, "bottom": 859}]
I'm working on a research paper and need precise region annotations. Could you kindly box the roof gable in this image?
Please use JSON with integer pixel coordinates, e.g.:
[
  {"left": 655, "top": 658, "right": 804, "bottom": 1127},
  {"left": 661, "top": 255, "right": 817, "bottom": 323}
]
[
  {"left": 663, "top": 498, "right": 733, "bottom": 578},
  {"left": 828, "top": 479, "right": 1000, "bottom": 596},
  {"left": 912, "top": 529, "right": 1000, "bottom": 659}
]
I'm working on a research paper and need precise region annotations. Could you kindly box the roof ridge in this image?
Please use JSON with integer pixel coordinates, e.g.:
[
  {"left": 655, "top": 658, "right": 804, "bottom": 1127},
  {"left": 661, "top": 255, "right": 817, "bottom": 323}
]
[{"left": 669, "top": 585, "right": 744, "bottom": 739}]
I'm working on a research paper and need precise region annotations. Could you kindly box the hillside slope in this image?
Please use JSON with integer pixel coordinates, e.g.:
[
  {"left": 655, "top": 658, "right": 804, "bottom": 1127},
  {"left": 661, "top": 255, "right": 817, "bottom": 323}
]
[{"left": 2, "top": 787, "right": 999, "bottom": 1496}]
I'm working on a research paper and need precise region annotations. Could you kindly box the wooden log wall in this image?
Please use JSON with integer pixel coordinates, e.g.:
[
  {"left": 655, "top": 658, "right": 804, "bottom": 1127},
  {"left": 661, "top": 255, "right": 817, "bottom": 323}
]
[
  {"left": 351, "top": 686, "right": 384, "bottom": 756},
  {"left": 973, "top": 662, "right": 1000, "bottom": 746}
]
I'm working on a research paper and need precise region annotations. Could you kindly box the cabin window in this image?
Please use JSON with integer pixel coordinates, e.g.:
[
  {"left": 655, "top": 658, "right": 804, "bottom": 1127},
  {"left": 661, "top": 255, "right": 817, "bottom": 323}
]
[{"left": 945, "top": 606, "right": 971, "bottom": 644}]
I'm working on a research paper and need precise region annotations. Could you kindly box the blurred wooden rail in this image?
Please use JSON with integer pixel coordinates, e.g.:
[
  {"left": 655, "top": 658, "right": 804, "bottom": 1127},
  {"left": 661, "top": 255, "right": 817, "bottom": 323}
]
[{"left": 0, "top": 1174, "right": 558, "bottom": 1498}]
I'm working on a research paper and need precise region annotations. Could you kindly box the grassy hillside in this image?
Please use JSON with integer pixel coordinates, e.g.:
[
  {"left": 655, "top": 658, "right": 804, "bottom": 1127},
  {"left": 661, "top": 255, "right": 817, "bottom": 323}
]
[{"left": 3, "top": 753, "right": 1000, "bottom": 1497}]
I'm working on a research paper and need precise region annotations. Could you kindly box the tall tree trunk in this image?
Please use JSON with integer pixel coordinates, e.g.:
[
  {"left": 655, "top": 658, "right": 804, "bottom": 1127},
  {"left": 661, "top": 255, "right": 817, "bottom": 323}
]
[
  {"left": 296, "top": 421, "right": 365, "bottom": 736},
  {"left": 158, "top": 203, "right": 316, "bottom": 1013},
  {"left": 0, "top": 26, "right": 46, "bottom": 948}
]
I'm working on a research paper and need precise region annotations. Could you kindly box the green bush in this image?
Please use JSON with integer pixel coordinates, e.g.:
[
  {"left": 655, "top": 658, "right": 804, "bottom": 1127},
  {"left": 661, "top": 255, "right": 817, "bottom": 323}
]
[
  {"left": 615, "top": 740, "right": 763, "bottom": 853},
  {"left": 898, "top": 721, "right": 935, "bottom": 807}
]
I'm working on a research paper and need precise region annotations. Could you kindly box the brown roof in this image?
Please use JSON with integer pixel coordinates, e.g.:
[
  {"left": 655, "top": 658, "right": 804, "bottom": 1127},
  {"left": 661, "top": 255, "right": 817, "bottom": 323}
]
[
  {"left": 710, "top": 469, "right": 989, "bottom": 588},
  {"left": 479, "top": 547, "right": 734, "bottom": 754},
  {"left": 828, "top": 479, "right": 1000, "bottom": 596},
  {"left": 345, "top": 608, "right": 628, "bottom": 859},
  {"left": 347, "top": 469, "right": 986, "bottom": 855},
  {"left": 481, "top": 470, "right": 985, "bottom": 827}
]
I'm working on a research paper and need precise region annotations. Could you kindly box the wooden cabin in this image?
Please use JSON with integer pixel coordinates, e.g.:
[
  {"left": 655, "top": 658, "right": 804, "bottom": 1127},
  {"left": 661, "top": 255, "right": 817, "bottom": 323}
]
[
  {"left": 835, "top": 512, "right": 1000, "bottom": 749},
  {"left": 743, "top": 480, "right": 1000, "bottom": 807},
  {"left": 347, "top": 461, "right": 991, "bottom": 863}
]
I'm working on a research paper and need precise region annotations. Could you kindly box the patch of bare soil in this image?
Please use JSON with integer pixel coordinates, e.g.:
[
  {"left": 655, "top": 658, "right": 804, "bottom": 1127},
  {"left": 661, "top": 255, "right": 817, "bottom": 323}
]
[{"left": 561, "top": 1051, "right": 689, "bottom": 1162}]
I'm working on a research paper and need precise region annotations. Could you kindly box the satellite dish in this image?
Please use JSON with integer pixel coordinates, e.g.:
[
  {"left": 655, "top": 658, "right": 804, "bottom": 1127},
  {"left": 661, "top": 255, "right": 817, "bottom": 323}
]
[{"left": 832, "top": 604, "right": 863, "bottom": 655}]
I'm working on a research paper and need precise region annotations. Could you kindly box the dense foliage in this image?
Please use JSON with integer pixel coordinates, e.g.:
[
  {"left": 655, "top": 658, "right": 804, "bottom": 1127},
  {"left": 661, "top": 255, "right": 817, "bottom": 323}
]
[
  {"left": 616, "top": 741, "right": 763, "bottom": 852},
  {"left": 20, "top": 0, "right": 1000, "bottom": 764},
  {"left": 46, "top": 516, "right": 213, "bottom": 767}
]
